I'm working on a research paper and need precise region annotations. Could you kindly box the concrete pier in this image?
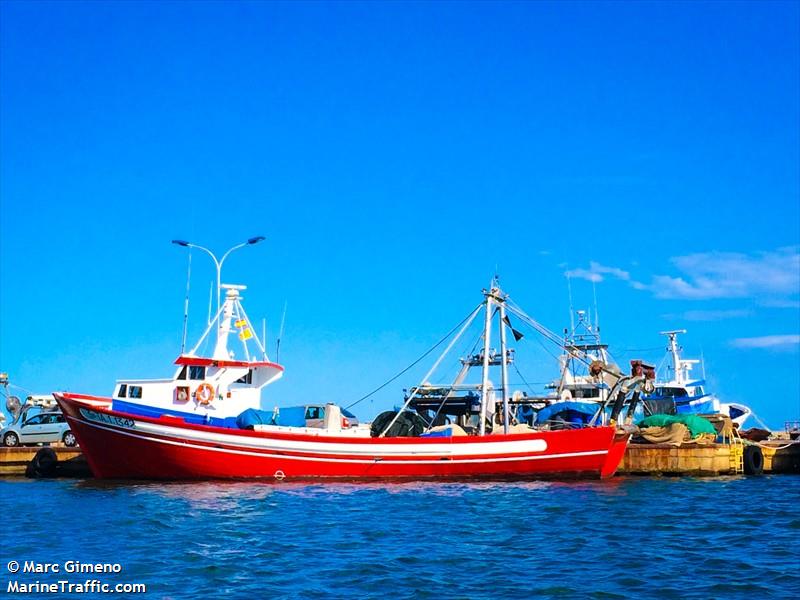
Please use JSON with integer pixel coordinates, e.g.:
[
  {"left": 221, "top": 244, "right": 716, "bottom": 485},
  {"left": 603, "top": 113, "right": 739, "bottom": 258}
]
[
  {"left": 0, "top": 446, "right": 89, "bottom": 477},
  {"left": 760, "top": 440, "right": 800, "bottom": 474},
  {"left": 619, "top": 440, "right": 800, "bottom": 476},
  {"left": 619, "top": 442, "right": 741, "bottom": 476}
]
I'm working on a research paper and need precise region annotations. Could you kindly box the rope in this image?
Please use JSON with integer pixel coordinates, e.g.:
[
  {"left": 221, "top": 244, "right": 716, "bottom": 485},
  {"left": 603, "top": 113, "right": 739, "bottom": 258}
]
[
  {"left": 750, "top": 441, "right": 798, "bottom": 451},
  {"left": 746, "top": 409, "right": 772, "bottom": 432},
  {"left": 344, "top": 304, "right": 482, "bottom": 411}
]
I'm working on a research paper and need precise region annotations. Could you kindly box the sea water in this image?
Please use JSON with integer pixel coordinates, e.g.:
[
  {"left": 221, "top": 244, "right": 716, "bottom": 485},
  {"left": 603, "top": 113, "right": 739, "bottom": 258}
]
[{"left": 1, "top": 476, "right": 798, "bottom": 599}]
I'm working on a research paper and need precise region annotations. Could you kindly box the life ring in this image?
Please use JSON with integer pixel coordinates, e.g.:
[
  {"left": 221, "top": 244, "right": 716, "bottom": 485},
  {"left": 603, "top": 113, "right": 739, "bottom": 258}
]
[{"left": 196, "top": 383, "right": 216, "bottom": 406}]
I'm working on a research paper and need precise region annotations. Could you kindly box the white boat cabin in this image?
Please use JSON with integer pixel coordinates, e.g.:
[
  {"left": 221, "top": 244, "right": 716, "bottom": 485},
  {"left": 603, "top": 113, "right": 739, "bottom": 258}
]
[{"left": 111, "top": 285, "right": 284, "bottom": 425}]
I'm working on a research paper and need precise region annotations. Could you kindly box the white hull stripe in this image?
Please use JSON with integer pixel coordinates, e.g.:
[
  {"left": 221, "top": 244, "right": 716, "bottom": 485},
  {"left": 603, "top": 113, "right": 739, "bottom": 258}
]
[
  {"left": 83, "top": 410, "right": 554, "bottom": 457},
  {"left": 75, "top": 417, "right": 608, "bottom": 465}
]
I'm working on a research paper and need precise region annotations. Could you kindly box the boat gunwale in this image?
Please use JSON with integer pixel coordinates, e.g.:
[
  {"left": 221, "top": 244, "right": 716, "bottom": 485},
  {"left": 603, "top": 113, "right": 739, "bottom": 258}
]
[{"left": 55, "top": 392, "right": 617, "bottom": 447}]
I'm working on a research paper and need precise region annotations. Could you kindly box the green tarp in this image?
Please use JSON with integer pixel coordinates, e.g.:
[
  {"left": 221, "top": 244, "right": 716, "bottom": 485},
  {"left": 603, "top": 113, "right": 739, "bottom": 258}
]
[{"left": 638, "top": 414, "right": 717, "bottom": 438}]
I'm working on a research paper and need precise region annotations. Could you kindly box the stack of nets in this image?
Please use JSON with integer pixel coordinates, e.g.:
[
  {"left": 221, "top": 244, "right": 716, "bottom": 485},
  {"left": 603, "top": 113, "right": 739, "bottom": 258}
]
[{"left": 636, "top": 414, "right": 718, "bottom": 446}]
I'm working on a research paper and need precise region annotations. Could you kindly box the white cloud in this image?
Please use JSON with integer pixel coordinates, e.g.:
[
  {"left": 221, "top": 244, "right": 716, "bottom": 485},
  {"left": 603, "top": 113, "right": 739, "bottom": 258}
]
[
  {"left": 648, "top": 247, "right": 800, "bottom": 300},
  {"left": 663, "top": 309, "right": 752, "bottom": 321},
  {"left": 730, "top": 334, "right": 800, "bottom": 349},
  {"left": 760, "top": 298, "right": 800, "bottom": 309},
  {"left": 565, "top": 261, "right": 630, "bottom": 283}
]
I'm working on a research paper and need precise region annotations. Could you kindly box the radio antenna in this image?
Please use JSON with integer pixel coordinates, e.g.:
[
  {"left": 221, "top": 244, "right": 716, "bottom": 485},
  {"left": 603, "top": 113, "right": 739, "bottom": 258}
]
[
  {"left": 566, "top": 274, "right": 576, "bottom": 333},
  {"left": 276, "top": 301, "right": 287, "bottom": 363},
  {"left": 207, "top": 281, "right": 213, "bottom": 326},
  {"left": 262, "top": 318, "right": 267, "bottom": 360},
  {"left": 180, "top": 248, "right": 192, "bottom": 353},
  {"left": 592, "top": 279, "right": 600, "bottom": 331}
]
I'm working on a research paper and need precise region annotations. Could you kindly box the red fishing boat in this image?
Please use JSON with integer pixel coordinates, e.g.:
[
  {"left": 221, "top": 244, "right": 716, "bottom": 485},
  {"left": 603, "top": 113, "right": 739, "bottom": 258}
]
[{"left": 56, "top": 246, "right": 640, "bottom": 481}]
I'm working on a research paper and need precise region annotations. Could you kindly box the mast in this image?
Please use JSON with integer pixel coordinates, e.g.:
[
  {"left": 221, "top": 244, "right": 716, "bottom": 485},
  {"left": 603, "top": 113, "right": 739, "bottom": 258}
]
[
  {"left": 479, "top": 291, "right": 494, "bottom": 436},
  {"left": 213, "top": 286, "right": 244, "bottom": 359},
  {"left": 661, "top": 329, "right": 687, "bottom": 384},
  {"left": 498, "top": 294, "right": 510, "bottom": 434}
]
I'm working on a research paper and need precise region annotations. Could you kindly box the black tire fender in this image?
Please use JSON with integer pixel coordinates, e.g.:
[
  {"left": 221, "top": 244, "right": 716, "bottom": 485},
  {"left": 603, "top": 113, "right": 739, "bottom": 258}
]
[
  {"left": 743, "top": 445, "right": 764, "bottom": 475},
  {"left": 26, "top": 447, "right": 59, "bottom": 478}
]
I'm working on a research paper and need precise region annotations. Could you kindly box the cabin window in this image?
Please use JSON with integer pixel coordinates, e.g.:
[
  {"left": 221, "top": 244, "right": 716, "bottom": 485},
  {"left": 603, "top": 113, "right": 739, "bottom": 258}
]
[
  {"left": 189, "top": 366, "right": 206, "bottom": 380},
  {"left": 657, "top": 387, "right": 687, "bottom": 399},
  {"left": 177, "top": 366, "right": 187, "bottom": 380},
  {"left": 118, "top": 384, "right": 127, "bottom": 398},
  {"left": 305, "top": 406, "right": 323, "bottom": 420},
  {"left": 235, "top": 369, "right": 253, "bottom": 384},
  {"left": 129, "top": 386, "right": 143, "bottom": 399}
]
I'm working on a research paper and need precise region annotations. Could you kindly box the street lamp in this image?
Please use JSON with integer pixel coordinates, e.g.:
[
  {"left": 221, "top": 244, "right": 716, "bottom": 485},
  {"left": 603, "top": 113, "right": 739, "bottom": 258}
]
[{"left": 171, "top": 236, "right": 265, "bottom": 317}]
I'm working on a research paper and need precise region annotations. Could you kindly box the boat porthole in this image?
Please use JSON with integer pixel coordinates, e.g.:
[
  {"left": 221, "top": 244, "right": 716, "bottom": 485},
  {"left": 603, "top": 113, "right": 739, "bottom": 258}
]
[{"left": 274, "top": 470, "right": 285, "bottom": 481}]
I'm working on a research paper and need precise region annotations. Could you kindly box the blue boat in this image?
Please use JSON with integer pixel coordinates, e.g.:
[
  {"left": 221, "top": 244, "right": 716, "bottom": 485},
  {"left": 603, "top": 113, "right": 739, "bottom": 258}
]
[{"left": 643, "top": 330, "right": 752, "bottom": 426}]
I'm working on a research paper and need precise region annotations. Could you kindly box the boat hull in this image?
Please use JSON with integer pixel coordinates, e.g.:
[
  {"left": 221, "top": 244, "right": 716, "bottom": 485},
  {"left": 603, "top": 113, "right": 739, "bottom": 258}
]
[{"left": 55, "top": 393, "right": 629, "bottom": 481}]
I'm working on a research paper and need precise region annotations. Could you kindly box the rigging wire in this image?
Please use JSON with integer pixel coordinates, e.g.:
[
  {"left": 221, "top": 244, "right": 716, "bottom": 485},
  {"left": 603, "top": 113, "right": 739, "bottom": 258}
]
[
  {"left": 345, "top": 304, "right": 483, "bottom": 411},
  {"left": 506, "top": 302, "right": 600, "bottom": 372},
  {"left": 512, "top": 361, "right": 539, "bottom": 396},
  {"left": 4, "top": 382, "right": 34, "bottom": 396},
  {"left": 505, "top": 301, "right": 565, "bottom": 348},
  {"left": 506, "top": 305, "right": 562, "bottom": 363},
  {"left": 613, "top": 346, "right": 664, "bottom": 354}
]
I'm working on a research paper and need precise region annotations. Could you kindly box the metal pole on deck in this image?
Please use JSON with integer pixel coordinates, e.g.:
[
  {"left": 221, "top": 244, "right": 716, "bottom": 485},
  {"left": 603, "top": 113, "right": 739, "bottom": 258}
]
[
  {"left": 479, "top": 295, "right": 493, "bottom": 436},
  {"left": 498, "top": 299, "right": 510, "bottom": 435}
]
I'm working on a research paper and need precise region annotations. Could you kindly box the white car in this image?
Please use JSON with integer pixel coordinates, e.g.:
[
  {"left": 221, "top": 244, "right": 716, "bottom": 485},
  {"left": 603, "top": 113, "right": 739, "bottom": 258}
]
[{"left": 1, "top": 411, "right": 77, "bottom": 447}]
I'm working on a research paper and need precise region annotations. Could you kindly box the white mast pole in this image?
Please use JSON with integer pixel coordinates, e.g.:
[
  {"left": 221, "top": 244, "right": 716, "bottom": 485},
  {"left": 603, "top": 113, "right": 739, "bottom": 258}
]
[
  {"left": 669, "top": 332, "right": 679, "bottom": 380},
  {"left": 498, "top": 296, "right": 510, "bottom": 435},
  {"left": 662, "top": 330, "right": 687, "bottom": 384},
  {"left": 479, "top": 293, "right": 493, "bottom": 436}
]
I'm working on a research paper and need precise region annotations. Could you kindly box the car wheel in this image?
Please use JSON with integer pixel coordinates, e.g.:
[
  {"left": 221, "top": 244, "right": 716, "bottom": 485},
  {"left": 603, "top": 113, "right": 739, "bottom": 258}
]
[
  {"left": 3, "top": 432, "right": 19, "bottom": 447},
  {"left": 63, "top": 431, "right": 77, "bottom": 447}
]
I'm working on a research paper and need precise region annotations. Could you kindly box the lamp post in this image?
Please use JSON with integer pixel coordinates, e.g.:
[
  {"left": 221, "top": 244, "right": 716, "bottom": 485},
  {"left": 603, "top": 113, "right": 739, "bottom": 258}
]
[{"left": 171, "top": 236, "right": 265, "bottom": 317}]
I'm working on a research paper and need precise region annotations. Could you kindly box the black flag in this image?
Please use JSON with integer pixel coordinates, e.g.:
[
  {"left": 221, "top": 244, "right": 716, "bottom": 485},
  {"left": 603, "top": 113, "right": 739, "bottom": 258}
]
[{"left": 503, "top": 315, "right": 524, "bottom": 341}]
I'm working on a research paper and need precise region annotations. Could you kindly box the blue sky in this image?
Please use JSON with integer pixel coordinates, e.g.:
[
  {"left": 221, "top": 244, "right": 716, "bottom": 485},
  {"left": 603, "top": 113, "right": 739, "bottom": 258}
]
[{"left": 1, "top": 1, "right": 798, "bottom": 428}]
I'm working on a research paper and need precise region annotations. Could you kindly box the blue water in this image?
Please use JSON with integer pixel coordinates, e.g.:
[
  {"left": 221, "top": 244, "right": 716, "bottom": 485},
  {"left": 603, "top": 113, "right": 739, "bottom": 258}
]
[{"left": 2, "top": 476, "right": 799, "bottom": 599}]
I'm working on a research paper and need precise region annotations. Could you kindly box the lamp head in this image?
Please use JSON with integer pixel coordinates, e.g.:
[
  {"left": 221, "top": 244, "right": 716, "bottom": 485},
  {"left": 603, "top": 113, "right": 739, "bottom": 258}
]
[
  {"left": 247, "top": 236, "right": 266, "bottom": 245},
  {"left": 171, "top": 240, "right": 190, "bottom": 247}
]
